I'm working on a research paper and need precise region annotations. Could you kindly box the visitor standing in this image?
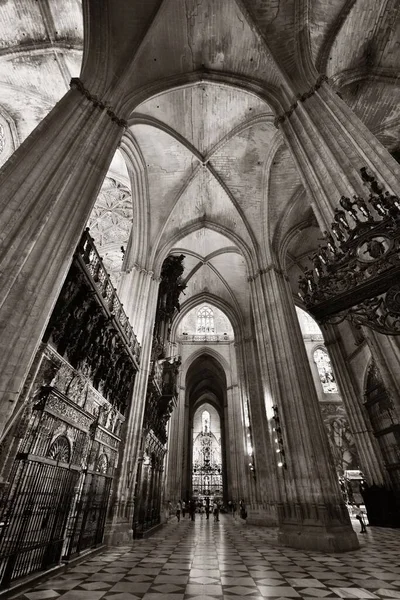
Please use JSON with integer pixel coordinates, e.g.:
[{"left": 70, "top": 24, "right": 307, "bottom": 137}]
[
  {"left": 176, "top": 500, "right": 181, "bottom": 522},
  {"left": 181, "top": 500, "right": 186, "bottom": 518},
  {"left": 213, "top": 501, "right": 219, "bottom": 522},
  {"left": 189, "top": 499, "right": 196, "bottom": 521},
  {"left": 355, "top": 507, "right": 367, "bottom": 533}
]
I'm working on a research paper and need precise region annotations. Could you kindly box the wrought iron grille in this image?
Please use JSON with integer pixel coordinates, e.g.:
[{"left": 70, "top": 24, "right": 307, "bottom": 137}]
[
  {"left": 0, "top": 455, "right": 80, "bottom": 588},
  {"left": 0, "top": 386, "right": 119, "bottom": 588},
  {"left": 64, "top": 470, "right": 112, "bottom": 558}
]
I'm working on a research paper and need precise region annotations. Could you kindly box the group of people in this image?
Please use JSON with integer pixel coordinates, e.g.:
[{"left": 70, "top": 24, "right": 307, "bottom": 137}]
[
  {"left": 169, "top": 498, "right": 247, "bottom": 523},
  {"left": 170, "top": 499, "right": 221, "bottom": 522}
]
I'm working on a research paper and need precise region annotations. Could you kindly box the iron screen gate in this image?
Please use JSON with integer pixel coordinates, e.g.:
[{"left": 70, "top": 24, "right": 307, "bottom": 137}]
[
  {"left": 0, "top": 386, "right": 119, "bottom": 588},
  {"left": 64, "top": 467, "right": 112, "bottom": 558},
  {"left": 0, "top": 454, "right": 80, "bottom": 587}
]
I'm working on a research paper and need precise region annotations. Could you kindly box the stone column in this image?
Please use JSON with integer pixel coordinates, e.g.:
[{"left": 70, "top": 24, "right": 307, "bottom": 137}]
[
  {"left": 278, "top": 79, "right": 400, "bottom": 226},
  {"left": 250, "top": 265, "right": 359, "bottom": 552},
  {"left": 0, "top": 81, "right": 126, "bottom": 436},
  {"left": 322, "top": 324, "right": 389, "bottom": 486},
  {"left": 279, "top": 77, "right": 400, "bottom": 427},
  {"left": 239, "top": 337, "right": 278, "bottom": 526},
  {"left": 164, "top": 385, "right": 185, "bottom": 503},
  {"left": 363, "top": 330, "right": 400, "bottom": 416},
  {"left": 225, "top": 383, "right": 245, "bottom": 502},
  {"left": 108, "top": 271, "right": 159, "bottom": 543}
]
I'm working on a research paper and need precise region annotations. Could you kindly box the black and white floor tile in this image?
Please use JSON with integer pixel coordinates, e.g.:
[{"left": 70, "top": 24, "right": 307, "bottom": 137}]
[{"left": 12, "top": 516, "right": 400, "bottom": 600}]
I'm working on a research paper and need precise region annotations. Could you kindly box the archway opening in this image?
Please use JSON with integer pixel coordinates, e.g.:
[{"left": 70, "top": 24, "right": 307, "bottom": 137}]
[
  {"left": 192, "top": 404, "right": 223, "bottom": 501},
  {"left": 185, "top": 353, "right": 228, "bottom": 503}
]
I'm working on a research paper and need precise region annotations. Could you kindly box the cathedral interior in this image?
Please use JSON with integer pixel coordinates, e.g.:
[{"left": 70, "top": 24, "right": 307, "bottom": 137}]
[{"left": 0, "top": 0, "right": 400, "bottom": 598}]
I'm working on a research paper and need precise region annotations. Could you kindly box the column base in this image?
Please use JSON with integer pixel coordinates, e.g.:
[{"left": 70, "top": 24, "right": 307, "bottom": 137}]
[
  {"left": 278, "top": 523, "right": 359, "bottom": 552},
  {"left": 246, "top": 504, "right": 278, "bottom": 526}
]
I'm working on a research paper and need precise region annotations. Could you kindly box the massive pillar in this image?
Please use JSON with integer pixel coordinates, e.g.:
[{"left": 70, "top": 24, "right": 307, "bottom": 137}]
[
  {"left": 108, "top": 268, "right": 159, "bottom": 543},
  {"left": 238, "top": 337, "right": 278, "bottom": 525},
  {"left": 279, "top": 78, "right": 400, "bottom": 416},
  {"left": 278, "top": 79, "right": 400, "bottom": 226},
  {"left": 322, "top": 324, "right": 389, "bottom": 486},
  {"left": 250, "top": 266, "right": 359, "bottom": 552},
  {"left": 0, "top": 82, "right": 126, "bottom": 436},
  {"left": 363, "top": 331, "right": 400, "bottom": 413},
  {"left": 164, "top": 384, "right": 186, "bottom": 504}
]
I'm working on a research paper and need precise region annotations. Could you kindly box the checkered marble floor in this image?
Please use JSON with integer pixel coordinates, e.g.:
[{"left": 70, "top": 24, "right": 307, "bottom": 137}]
[{"left": 12, "top": 515, "right": 400, "bottom": 600}]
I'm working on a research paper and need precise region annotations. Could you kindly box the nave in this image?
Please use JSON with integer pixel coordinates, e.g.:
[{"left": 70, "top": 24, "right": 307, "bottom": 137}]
[{"left": 12, "top": 517, "right": 400, "bottom": 600}]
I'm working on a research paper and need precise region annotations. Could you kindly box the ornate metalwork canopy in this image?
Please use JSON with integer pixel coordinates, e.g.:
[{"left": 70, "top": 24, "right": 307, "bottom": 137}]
[{"left": 299, "top": 168, "right": 400, "bottom": 335}]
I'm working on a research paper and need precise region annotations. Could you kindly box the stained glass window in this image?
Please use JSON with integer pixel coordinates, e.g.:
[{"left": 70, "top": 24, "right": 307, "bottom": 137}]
[
  {"left": 197, "top": 306, "right": 215, "bottom": 333},
  {"left": 202, "top": 410, "right": 210, "bottom": 433},
  {"left": 313, "top": 348, "right": 338, "bottom": 393}
]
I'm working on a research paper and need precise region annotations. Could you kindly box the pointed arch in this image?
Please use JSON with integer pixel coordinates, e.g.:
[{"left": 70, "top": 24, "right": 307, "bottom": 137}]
[
  {"left": 170, "top": 292, "right": 242, "bottom": 341},
  {"left": 121, "top": 70, "right": 283, "bottom": 114}
]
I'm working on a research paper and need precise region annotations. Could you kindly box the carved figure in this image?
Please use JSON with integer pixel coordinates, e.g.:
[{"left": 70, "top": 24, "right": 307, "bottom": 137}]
[
  {"left": 317, "top": 246, "right": 329, "bottom": 265},
  {"left": 384, "top": 192, "right": 400, "bottom": 219},
  {"left": 339, "top": 196, "right": 358, "bottom": 223},
  {"left": 352, "top": 195, "right": 372, "bottom": 220},
  {"left": 304, "top": 269, "right": 316, "bottom": 293},
  {"left": 334, "top": 208, "right": 350, "bottom": 230},
  {"left": 369, "top": 193, "right": 386, "bottom": 218},
  {"left": 332, "top": 222, "right": 346, "bottom": 243},
  {"left": 311, "top": 254, "right": 324, "bottom": 278},
  {"left": 323, "top": 231, "right": 338, "bottom": 255},
  {"left": 298, "top": 277, "right": 308, "bottom": 297}
]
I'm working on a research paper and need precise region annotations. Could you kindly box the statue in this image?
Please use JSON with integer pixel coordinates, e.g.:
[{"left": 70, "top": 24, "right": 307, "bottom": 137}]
[
  {"left": 352, "top": 195, "right": 372, "bottom": 220},
  {"left": 323, "top": 231, "right": 338, "bottom": 255},
  {"left": 384, "top": 192, "right": 400, "bottom": 219},
  {"left": 332, "top": 222, "right": 346, "bottom": 243},
  {"left": 334, "top": 207, "right": 350, "bottom": 230},
  {"left": 369, "top": 193, "right": 386, "bottom": 218},
  {"left": 311, "top": 254, "right": 324, "bottom": 278},
  {"left": 317, "top": 245, "right": 329, "bottom": 265},
  {"left": 339, "top": 196, "right": 359, "bottom": 223},
  {"left": 298, "top": 277, "right": 309, "bottom": 298},
  {"left": 304, "top": 269, "right": 316, "bottom": 293}
]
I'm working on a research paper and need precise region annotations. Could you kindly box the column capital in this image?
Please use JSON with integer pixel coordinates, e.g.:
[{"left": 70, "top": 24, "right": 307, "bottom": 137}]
[
  {"left": 226, "top": 384, "right": 239, "bottom": 391},
  {"left": 70, "top": 77, "right": 127, "bottom": 129},
  {"left": 126, "top": 262, "right": 161, "bottom": 282}
]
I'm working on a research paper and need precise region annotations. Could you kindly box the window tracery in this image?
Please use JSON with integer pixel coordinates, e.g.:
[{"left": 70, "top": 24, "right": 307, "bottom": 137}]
[
  {"left": 197, "top": 306, "right": 215, "bottom": 334},
  {"left": 313, "top": 348, "right": 338, "bottom": 393}
]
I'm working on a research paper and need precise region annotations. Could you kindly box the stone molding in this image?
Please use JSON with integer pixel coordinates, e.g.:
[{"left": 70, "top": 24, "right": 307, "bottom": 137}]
[
  {"left": 126, "top": 262, "right": 161, "bottom": 282},
  {"left": 248, "top": 264, "right": 289, "bottom": 282},
  {"left": 274, "top": 75, "right": 330, "bottom": 128},
  {"left": 70, "top": 77, "right": 127, "bottom": 128},
  {"left": 226, "top": 384, "right": 239, "bottom": 391}
]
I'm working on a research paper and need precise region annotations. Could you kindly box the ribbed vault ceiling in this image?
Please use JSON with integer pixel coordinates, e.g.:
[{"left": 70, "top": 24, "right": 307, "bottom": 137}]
[{"left": 0, "top": 0, "right": 399, "bottom": 323}]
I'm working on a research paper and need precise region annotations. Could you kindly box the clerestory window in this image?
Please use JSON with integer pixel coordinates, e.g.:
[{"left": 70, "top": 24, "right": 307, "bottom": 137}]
[{"left": 197, "top": 306, "right": 215, "bottom": 334}]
